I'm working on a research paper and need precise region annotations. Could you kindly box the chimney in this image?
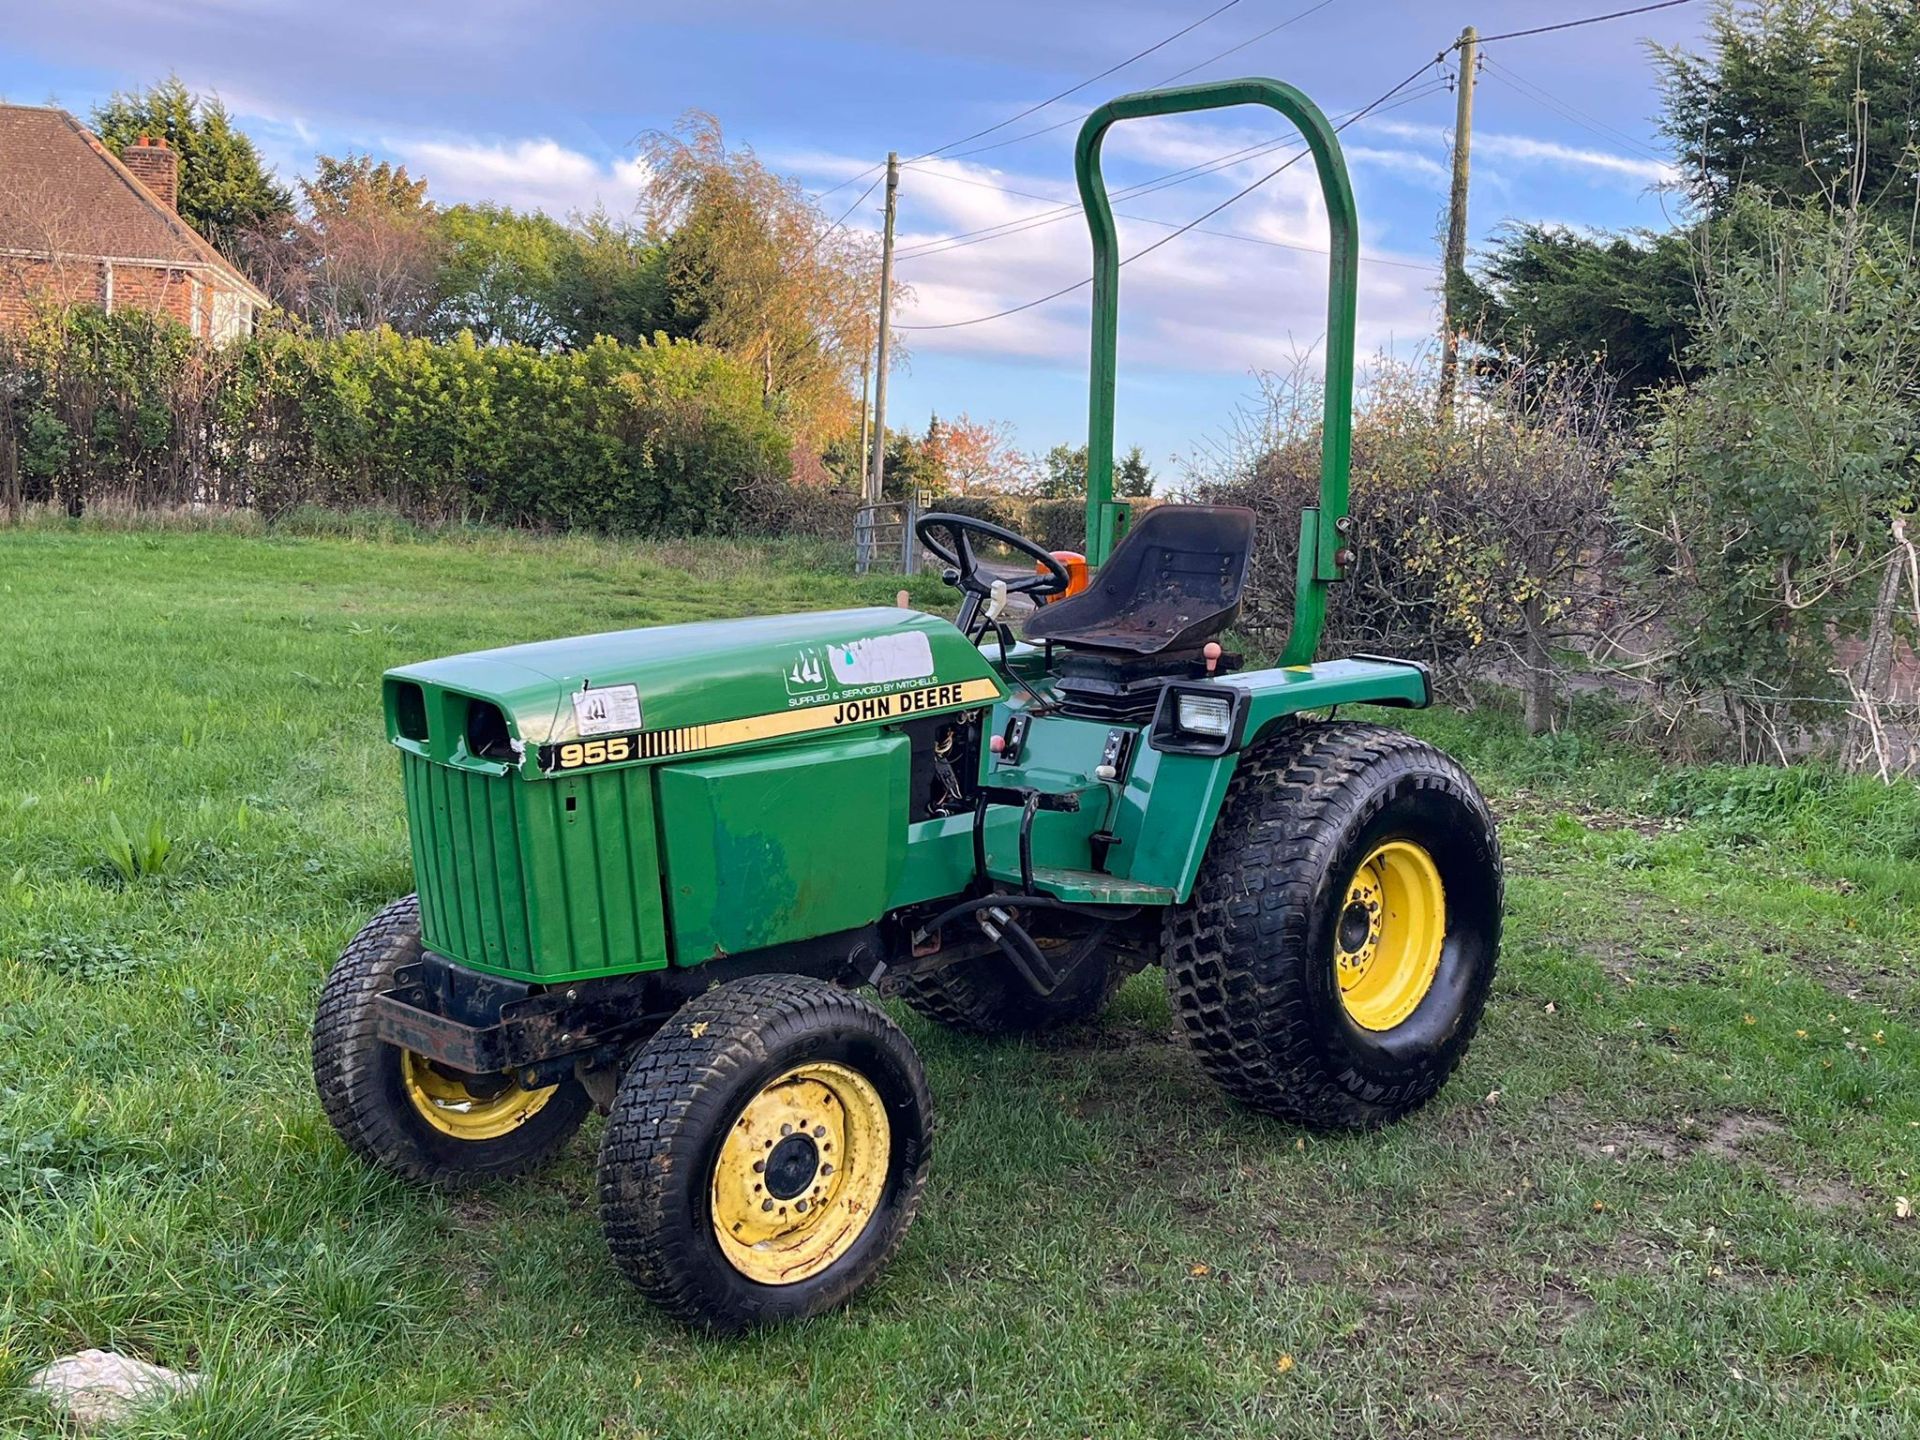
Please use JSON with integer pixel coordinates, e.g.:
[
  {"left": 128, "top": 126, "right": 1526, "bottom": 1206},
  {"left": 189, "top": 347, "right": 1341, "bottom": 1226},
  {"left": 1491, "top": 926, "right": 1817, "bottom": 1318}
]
[{"left": 123, "top": 135, "right": 179, "bottom": 212}]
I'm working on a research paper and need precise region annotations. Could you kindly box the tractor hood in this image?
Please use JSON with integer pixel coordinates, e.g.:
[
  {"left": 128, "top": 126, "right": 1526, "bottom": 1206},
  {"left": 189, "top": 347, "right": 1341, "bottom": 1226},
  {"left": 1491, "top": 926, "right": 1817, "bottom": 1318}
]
[{"left": 383, "top": 607, "right": 1004, "bottom": 777}]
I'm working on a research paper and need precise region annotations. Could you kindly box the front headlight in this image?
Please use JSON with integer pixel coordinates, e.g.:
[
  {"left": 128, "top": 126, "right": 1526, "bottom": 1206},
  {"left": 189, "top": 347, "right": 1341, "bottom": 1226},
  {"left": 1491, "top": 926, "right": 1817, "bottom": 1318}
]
[{"left": 1176, "top": 692, "right": 1235, "bottom": 738}]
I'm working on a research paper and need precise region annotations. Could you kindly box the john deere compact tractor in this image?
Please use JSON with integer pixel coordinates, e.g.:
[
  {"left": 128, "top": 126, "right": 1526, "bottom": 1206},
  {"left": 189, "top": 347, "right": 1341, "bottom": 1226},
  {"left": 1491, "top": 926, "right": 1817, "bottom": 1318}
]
[{"left": 312, "top": 78, "right": 1502, "bottom": 1331}]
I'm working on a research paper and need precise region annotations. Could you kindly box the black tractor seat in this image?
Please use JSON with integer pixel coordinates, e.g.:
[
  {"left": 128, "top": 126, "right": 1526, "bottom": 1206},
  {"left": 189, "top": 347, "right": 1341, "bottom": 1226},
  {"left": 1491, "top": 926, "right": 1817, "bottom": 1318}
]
[{"left": 1020, "top": 504, "right": 1254, "bottom": 656}]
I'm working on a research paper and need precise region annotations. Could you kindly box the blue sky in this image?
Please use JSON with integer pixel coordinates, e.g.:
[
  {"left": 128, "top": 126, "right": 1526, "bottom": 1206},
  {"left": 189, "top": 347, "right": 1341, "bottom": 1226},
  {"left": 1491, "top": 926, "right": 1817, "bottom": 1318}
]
[{"left": 2, "top": 1, "right": 1707, "bottom": 474}]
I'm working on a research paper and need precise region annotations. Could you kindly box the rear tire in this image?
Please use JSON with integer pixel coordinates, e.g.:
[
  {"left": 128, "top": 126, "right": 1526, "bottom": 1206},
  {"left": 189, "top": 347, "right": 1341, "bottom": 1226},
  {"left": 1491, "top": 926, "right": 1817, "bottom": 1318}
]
[
  {"left": 598, "top": 974, "right": 932, "bottom": 1331},
  {"left": 1164, "top": 722, "right": 1501, "bottom": 1129},
  {"left": 312, "top": 895, "right": 590, "bottom": 1187},
  {"left": 893, "top": 944, "right": 1126, "bottom": 1036}
]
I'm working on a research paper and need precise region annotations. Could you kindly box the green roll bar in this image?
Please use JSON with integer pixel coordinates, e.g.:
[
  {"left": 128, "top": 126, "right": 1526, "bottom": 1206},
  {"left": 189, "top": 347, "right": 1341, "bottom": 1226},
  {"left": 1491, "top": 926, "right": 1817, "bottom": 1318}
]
[{"left": 1074, "top": 78, "right": 1358, "bottom": 665}]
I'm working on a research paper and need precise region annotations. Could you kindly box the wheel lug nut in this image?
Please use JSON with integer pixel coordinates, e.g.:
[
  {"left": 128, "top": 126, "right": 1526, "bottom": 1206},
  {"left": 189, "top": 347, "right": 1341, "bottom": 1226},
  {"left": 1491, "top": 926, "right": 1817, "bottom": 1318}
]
[
  {"left": 813, "top": 1125, "right": 827, "bottom": 1138},
  {"left": 795, "top": 1200, "right": 809, "bottom": 1213},
  {"left": 781, "top": 1123, "right": 793, "bottom": 1136},
  {"left": 821, "top": 1163, "right": 834, "bottom": 1176},
  {"left": 752, "top": 1160, "right": 765, "bottom": 1173},
  {"left": 762, "top": 1199, "right": 773, "bottom": 1212}
]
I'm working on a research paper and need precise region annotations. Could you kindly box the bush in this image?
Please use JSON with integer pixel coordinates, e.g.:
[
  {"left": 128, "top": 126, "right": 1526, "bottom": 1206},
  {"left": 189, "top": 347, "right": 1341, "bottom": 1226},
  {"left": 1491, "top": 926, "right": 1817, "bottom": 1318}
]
[
  {"left": 1, "top": 308, "right": 799, "bottom": 537},
  {"left": 1190, "top": 356, "right": 1627, "bottom": 730},
  {"left": 1620, "top": 199, "right": 1920, "bottom": 770}
]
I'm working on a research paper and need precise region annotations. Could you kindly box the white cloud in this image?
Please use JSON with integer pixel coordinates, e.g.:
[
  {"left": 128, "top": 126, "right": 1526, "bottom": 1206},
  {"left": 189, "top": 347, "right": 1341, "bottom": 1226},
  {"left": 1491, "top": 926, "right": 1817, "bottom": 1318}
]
[
  {"left": 879, "top": 150, "right": 1438, "bottom": 376},
  {"left": 1363, "top": 118, "right": 1677, "bottom": 187},
  {"left": 389, "top": 137, "right": 647, "bottom": 217}
]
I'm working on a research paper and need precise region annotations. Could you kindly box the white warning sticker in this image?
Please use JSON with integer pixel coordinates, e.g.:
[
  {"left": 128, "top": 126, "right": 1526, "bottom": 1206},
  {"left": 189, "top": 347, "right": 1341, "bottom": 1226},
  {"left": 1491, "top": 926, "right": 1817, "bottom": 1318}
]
[
  {"left": 828, "top": 631, "right": 935, "bottom": 688},
  {"left": 571, "top": 683, "right": 643, "bottom": 736}
]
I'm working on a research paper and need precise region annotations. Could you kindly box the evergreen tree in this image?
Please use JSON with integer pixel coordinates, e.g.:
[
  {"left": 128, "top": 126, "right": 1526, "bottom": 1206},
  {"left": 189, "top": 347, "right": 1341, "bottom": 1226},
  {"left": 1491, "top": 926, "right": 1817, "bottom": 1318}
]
[{"left": 92, "top": 77, "right": 291, "bottom": 241}]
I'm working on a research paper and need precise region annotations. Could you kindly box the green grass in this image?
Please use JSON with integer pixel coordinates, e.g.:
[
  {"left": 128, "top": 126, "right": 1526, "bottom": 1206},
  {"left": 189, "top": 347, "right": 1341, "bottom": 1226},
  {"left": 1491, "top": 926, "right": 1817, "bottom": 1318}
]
[{"left": 1, "top": 520, "right": 1916, "bottom": 1438}]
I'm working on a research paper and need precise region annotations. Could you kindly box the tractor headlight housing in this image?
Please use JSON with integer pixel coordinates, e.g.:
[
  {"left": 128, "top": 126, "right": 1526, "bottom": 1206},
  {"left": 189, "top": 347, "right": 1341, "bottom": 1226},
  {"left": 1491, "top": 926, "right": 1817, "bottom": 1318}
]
[
  {"left": 1150, "top": 684, "right": 1248, "bottom": 756},
  {"left": 1176, "top": 693, "right": 1235, "bottom": 737}
]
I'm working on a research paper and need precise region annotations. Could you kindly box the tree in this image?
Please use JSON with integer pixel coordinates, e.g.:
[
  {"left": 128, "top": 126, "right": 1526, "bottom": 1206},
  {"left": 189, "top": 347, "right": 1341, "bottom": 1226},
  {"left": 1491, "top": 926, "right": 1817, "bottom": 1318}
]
[
  {"left": 293, "top": 154, "right": 441, "bottom": 336},
  {"left": 1620, "top": 197, "right": 1920, "bottom": 769},
  {"left": 1469, "top": 1, "right": 1920, "bottom": 401},
  {"left": 1033, "top": 441, "right": 1152, "bottom": 498},
  {"left": 1461, "top": 225, "right": 1698, "bottom": 400},
  {"left": 1656, "top": 0, "right": 1920, "bottom": 218},
  {"left": 431, "top": 205, "right": 577, "bottom": 348},
  {"left": 918, "top": 413, "right": 1031, "bottom": 494},
  {"left": 1036, "top": 442, "right": 1086, "bottom": 499},
  {"left": 640, "top": 113, "right": 885, "bottom": 445},
  {"left": 1116, "top": 445, "right": 1154, "bottom": 498},
  {"left": 91, "top": 78, "right": 291, "bottom": 243},
  {"left": 554, "top": 209, "right": 669, "bottom": 346}
]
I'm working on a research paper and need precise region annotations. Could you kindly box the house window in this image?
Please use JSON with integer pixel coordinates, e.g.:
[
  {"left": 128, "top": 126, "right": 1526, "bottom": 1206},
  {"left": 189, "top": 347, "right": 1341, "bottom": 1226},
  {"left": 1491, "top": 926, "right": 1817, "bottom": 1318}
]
[{"left": 209, "top": 287, "right": 252, "bottom": 343}]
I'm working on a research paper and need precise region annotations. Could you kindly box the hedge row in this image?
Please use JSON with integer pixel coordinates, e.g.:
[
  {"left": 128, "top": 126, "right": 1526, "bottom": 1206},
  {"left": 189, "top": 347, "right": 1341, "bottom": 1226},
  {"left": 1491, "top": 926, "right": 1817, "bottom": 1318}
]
[{"left": 1, "top": 308, "right": 793, "bottom": 534}]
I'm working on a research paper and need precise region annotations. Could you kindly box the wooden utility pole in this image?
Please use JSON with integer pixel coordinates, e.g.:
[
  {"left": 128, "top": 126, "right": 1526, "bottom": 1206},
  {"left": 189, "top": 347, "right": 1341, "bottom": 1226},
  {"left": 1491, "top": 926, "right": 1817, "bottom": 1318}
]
[
  {"left": 865, "top": 153, "right": 900, "bottom": 507},
  {"left": 857, "top": 337, "right": 872, "bottom": 474},
  {"left": 1437, "top": 25, "right": 1476, "bottom": 420}
]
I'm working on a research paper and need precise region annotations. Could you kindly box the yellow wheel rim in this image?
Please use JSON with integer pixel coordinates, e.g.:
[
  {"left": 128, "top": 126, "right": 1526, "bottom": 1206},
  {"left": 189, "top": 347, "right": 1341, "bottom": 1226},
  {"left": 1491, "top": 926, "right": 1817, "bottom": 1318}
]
[
  {"left": 400, "top": 1051, "right": 557, "bottom": 1141},
  {"left": 710, "top": 1061, "right": 891, "bottom": 1286},
  {"left": 1335, "top": 840, "right": 1447, "bottom": 1032}
]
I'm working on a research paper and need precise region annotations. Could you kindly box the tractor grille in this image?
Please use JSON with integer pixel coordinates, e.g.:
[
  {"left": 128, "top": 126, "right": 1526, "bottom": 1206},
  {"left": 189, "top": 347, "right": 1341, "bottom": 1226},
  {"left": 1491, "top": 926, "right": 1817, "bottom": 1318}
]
[{"left": 399, "top": 752, "right": 667, "bottom": 980}]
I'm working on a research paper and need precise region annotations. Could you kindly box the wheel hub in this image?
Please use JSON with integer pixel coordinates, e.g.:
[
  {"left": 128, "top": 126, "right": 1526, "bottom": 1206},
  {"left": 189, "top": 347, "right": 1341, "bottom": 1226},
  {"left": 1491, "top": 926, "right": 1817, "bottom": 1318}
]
[
  {"left": 1334, "top": 840, "right": 1447, "bottom": 1032},
  {"left": 709, "top": 1062, "right": 891, "bottom": 1285},
  {"left": 763, "top": 1133, "right": 820, "bottom": 1200}
]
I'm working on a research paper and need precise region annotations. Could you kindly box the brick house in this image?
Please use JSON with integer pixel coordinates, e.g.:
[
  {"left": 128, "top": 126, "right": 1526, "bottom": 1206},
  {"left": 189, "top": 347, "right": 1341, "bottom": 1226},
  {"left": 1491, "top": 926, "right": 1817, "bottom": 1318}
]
[{"left": 0, "top": 103, "right": 268, "bottom": 342}]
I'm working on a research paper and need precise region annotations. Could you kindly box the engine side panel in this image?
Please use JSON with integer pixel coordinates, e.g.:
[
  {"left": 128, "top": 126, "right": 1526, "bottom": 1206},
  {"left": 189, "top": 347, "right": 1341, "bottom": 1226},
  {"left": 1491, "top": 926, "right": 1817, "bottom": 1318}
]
[{"left": 655, "top": 734, "right": 909, "bottom": 963}]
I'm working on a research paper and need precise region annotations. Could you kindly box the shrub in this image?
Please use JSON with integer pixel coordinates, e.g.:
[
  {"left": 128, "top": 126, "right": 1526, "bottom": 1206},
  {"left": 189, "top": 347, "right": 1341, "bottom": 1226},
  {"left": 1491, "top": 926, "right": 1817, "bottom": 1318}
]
[
  {"left": 1189, "top": 355, "right": 1627, "bottom": 730},
  {"left": 1, "top": 308, "right": 798, "bottom": 537},
  {"left": 1620, "top": 198, "right": 1920, "bottom": 770}
]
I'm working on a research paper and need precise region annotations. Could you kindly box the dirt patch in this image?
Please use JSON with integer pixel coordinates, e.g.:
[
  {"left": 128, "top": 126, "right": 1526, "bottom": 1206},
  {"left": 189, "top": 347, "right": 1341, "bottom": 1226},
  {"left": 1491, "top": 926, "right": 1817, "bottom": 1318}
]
[
  {"left": 1694, "top": 1112, "right": 1784, "bottom": 1160},
  {"left": 1790, "top": 946, "right": 1915, "bottom": 1014},
  {"left": 1577, "top": 1123, "right": 1679, "bottom": 1162},
  {"left": 1577, "top": 1110, "right": 1863, "bottom": 1212},
  {"left": 449, "top": 1193, "right": 501, "bottom": 1227}
]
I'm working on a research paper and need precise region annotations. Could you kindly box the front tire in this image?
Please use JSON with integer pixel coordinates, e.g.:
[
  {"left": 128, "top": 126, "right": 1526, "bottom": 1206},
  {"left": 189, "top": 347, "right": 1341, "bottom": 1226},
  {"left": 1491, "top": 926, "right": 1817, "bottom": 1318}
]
[
  {"left": 1164, "top": 722, "right": 1501, "bottom": 1129},
  {"left": 311, "top": 895, "right": 590, "bottom": 1186},
  {"left": 597, "top": 974, "right": 932, "bottom": 1331}
]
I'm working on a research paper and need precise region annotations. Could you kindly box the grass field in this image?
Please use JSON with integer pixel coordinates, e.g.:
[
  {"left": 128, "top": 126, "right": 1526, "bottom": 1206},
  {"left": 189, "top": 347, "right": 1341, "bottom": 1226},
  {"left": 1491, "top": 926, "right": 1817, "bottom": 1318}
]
[{"left": 1, "top": 518, "right": 1917, "bottom": 1439}]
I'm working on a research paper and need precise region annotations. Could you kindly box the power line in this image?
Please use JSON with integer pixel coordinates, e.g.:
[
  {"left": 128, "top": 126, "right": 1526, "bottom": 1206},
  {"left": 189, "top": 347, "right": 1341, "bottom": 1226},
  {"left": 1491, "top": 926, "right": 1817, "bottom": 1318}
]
[
  {"left": 1477, "top": 56, "right": 1667, "bottom": 161},
  {"left": 812, "top": 0, "right": 1247, "bottom": 200},
  {"left": 1474, "top": 0, "right": 1695, "bottom": 46},
  {"left": 913, "top": 0, "right": 1246, "bottom": 161},
  {"left": 1156, "top": 0, "right": 1340, "bottom": 85},
  {"left": 798, "top": 170, "right": 887, "bottom": 263},
  {"left": 890, "top": 0, "right": 1703, "bottom": 333},
  {"left": 892, "top": 143, "right": 1442, "bottom": 272},
  {"left": 943, "top": 0, "right": 1341, "bottom": 163},
  {"left": 891, "top": 80, "right": 1450, "bottom": 263},
  {"left": 896, "top": 54, "right": 1444, "bottom": 332}
]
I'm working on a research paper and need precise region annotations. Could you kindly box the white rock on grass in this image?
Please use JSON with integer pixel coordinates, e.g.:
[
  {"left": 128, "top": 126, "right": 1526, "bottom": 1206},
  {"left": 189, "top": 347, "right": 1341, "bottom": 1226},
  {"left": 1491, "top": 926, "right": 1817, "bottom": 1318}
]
[{"left": 26, "top": 1349, "right": 201, "bottom": 1430}]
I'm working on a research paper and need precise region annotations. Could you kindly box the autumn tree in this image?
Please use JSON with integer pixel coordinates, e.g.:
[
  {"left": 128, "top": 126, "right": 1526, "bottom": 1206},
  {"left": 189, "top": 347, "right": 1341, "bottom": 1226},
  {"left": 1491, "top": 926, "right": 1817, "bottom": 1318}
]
[
  {"left": 290, "top": 155, "right": 442, "bottom": 335},
  {"left": 91, "top": 78, "right": 291, "bottom": 244},
  {"left": 919, "top": 413, "right": 1032, "bottom": 494},
  {"left": 640, "top": 113, "right": 885, "bottom": 445}
]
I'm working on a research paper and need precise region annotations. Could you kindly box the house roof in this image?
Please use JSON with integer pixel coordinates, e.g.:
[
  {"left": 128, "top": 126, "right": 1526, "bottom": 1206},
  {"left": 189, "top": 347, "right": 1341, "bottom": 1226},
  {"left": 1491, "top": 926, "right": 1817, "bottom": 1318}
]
[{"left": 0, "top": 103, "right": 269, "bottom": 306}]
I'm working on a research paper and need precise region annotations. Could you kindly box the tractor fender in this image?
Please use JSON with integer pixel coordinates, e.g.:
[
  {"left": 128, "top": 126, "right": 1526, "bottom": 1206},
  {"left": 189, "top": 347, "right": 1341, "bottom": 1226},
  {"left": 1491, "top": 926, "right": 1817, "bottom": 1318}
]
[{"left": 1108, "top": 657, "right": 1430, "bottom": 902}]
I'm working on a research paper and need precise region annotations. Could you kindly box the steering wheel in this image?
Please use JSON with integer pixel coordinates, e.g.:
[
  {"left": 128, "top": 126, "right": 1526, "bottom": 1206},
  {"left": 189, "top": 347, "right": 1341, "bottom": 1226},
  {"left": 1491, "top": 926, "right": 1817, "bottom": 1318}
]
[{"left": 915, "top": 512, "right": 1072, "bottom": 641}]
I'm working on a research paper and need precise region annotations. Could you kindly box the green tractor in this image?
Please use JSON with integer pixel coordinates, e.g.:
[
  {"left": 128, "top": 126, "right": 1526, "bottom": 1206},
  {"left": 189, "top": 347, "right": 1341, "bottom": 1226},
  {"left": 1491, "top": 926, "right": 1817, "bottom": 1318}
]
[{"left": 312, "top": 79, "right": 1501, "bottom": 1331}]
